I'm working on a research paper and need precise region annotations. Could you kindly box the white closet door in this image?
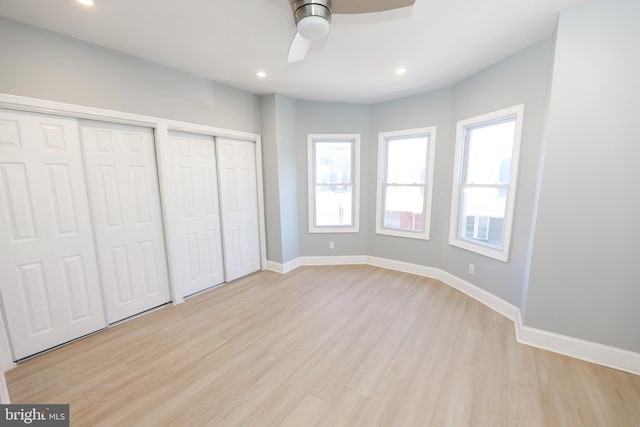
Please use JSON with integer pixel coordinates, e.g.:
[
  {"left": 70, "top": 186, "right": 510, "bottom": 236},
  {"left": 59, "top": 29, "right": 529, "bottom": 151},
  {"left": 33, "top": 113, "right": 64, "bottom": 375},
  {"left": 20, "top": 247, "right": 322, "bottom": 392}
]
[
  {"left": 168, "top": 131, "right": 224, "bottom": 296},
  {"left": 217, "top": 138, "right": 261, "bottom": 281},
  {"left": 81, "top": 121, "right": 170, "bottom": 323},
  {"left": 0, "top": 109, "right": 106, "bottom": 360}
]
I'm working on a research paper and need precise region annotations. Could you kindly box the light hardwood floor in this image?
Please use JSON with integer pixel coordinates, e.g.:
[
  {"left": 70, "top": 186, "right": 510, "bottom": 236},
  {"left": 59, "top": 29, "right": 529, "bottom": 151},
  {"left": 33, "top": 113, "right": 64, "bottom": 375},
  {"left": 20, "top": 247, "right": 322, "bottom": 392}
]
[{"left": 6, "top": 265, "right": 640, "bottom": 426}]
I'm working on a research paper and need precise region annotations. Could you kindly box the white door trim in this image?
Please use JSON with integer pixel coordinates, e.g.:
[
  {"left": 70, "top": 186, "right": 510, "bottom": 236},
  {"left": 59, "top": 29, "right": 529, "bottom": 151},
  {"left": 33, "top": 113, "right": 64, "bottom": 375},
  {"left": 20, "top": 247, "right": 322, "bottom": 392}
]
[
  {"left": 0, "top": 369, "right": 10, "bottom": 403},
  {"left": 0, "top": 306, "right": 15, "bottom": 371},
  {"left": 0, "top": 92, "right": 266, "bottom": 367}
]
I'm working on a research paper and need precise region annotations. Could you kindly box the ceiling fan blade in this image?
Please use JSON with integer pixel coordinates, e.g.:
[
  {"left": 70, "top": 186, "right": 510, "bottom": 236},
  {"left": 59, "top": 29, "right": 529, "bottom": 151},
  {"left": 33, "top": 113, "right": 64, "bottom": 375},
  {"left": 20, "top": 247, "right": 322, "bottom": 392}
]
[
  {"left": 332, "top": 0, "right": 415, "bottom": 14},
  {"left": 287, "top": 32, "right": 312, "bottom": 62}
]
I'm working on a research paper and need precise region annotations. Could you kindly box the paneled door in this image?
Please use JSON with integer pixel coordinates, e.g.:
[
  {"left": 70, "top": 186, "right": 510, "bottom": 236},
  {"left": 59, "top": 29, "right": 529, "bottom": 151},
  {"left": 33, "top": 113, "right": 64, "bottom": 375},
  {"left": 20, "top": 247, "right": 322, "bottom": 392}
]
[
  {"left": 217, "top": 138, "right": 261, "bottom": 281},
  {"left": 0, "top": 109, "right": 106, "bottom": 360},
  {"left": 81, "top": 121, "right": 170, "bottom": 323},
  {"left": 168, "top": 131, "right": 224, "bottom": 297}
]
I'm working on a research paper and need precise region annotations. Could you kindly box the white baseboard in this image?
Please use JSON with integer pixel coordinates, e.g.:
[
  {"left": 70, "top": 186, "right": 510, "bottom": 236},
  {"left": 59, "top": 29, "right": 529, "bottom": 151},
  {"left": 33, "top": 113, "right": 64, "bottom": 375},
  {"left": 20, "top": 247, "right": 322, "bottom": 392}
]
[
  {"left": 265, "top": 260, "right": 285, "bottom": 274},
  {"left": 266, "top": 254, "right": 640, "bottom": 376},
  {"left": 265, "top": 258, "right": 302, "bottom": 274},
  {"left": 516, "top": 317, "right": 640, "bottom": 376},
  {"left": 367, "top": 256, "right": 520, "bottom": 322},
  {"left": 0, "top": 370, "right": 10, "bottom": 404},
  {"left": 437, "top": 269, "right": 521, "bottom": 322},
  {"left": 297, "top": 255, "right": 368, "bottom": 266},
  {"left": 266, "top": 256, "right": 367, "bottom": 273}
]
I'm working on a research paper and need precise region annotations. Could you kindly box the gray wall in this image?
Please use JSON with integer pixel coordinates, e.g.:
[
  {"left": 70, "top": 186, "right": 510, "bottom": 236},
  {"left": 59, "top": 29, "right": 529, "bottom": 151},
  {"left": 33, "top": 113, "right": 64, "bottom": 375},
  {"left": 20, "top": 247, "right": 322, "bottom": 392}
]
[
  {"left": 3, "top": 2, "right": 638, "bottom": 356},
  {"left": 0, "top": 18, "right": 261, "bottom": 133},
  {"left": 368, "top": 88, "right": 453, "bottom": 268},
  {"left": 261, "top": 94, "right": 300, "bottom": 264},
  {"left": 523, "top": 0, "right": 640, "bottom": 352},
  {"left": 366, "top": 38, "right": 555, "bottom": 307},
  {"left": 261, "top": 95, "right": 284, "bottom": 262},
  {"left": 441, "top": 37, "right": 555, "bottom": 306},
  {"left": 275, "top": 95, "right": 300, "bottom": 263},
  {"left": 288, "top": 35, "right": 554, "bottom": 309},
  {"left": 295, "top": 100, "right": 371, "bottom": 256}
]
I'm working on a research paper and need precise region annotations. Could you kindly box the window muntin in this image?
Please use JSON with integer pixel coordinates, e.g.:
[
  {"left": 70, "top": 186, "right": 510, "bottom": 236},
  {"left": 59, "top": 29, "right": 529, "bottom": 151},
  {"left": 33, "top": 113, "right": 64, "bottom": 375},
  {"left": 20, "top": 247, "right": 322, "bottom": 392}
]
[
  {"left": 308, "top": 135, "right": 360, "bottom": 233},
  {"left": 449, "top": 105, "right": 524, "bottom": 261},
  {"left": 376, "top": 128, "right": 436, "bottom": 239}
]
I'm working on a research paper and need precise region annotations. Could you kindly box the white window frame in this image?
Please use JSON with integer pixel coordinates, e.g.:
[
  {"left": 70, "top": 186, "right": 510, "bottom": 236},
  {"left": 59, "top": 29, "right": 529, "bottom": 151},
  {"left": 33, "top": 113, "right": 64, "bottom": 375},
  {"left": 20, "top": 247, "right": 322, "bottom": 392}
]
[
  {"left": 308, "top": 134, "right": 360, "bottom": 233},
  {"left": 448, "top": 104, "right": 525, "bottom": 261},
  {"left": 375, "top": 127, "right": 437, "bottom": 240}
]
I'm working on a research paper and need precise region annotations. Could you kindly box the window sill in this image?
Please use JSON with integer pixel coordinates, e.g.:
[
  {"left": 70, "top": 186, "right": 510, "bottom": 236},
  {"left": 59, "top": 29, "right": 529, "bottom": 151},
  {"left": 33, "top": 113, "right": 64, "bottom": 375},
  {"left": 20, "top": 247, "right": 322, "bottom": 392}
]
[
  {"left": 376, "top": 227, "right": 430, "bottom": 240},
  {"left": 448, "top": 238, "right": 509, "bottom": 262},
  {"left": 309, "top": 226, "right": 359, "bottom": 234}
]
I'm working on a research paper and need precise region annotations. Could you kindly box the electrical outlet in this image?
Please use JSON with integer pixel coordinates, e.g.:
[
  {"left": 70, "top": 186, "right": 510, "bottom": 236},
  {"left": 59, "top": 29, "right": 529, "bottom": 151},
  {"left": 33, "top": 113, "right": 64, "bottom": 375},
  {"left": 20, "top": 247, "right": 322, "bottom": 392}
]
[
  {"left": 468, "top": 264, "right": 475, "bottom": 274},
  {"left": 329, "top": 241, "right": 335, "bottom": 250}
]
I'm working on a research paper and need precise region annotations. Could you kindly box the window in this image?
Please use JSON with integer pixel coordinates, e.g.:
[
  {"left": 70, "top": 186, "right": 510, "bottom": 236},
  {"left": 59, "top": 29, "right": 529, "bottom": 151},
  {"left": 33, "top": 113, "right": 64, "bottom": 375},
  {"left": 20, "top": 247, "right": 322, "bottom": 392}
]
[
  {"left": 376, "top": 127, "right": 436, "bottom": 239},
  {"left": 449, "top": 105, "right": 524, "bottom": 261},
  {"left": 308, "top": 134, "right": 360, "bottom": 233}
]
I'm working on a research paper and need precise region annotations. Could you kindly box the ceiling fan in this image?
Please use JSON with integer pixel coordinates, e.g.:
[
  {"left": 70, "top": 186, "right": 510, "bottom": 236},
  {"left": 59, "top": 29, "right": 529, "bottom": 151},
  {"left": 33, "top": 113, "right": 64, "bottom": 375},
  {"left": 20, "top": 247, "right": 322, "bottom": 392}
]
[{"left": 287, "top": 0, "right": 416, "bottom": 62}]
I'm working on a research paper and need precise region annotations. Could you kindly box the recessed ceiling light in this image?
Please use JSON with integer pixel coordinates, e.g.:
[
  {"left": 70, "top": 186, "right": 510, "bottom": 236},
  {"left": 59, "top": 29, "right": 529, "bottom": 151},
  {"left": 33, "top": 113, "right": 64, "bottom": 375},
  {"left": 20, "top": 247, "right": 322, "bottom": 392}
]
[
  {"left": 395, "top": 67, "right": 408, "bottom": 75},
  {"left": 77, "top": 0, "right": 95, "bottom": 6},
  {"left": 256, "top": 71, "right": 267, "bottom": 79}
]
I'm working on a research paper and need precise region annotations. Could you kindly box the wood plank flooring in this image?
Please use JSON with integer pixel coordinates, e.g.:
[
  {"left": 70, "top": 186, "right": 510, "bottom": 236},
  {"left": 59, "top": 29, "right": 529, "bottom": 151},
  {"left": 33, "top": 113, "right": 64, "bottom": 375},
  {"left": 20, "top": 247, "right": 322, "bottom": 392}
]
[{"left": 6, "top": 265, "right": 640, "bottom": 426}]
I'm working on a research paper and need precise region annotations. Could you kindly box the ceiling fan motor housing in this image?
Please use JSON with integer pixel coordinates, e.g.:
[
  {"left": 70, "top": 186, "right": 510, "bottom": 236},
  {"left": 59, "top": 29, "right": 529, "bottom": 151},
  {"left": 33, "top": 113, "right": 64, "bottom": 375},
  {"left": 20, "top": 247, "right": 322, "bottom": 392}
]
[{"left": 290, "top": 0, "right": 332, "bottom": 27}]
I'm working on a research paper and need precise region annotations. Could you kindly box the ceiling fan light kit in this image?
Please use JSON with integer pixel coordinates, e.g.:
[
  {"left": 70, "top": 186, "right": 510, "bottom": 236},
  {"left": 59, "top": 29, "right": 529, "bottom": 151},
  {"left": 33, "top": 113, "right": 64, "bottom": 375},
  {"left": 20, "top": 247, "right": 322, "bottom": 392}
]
[
  {"left": 286, "top": 0, "right": 416, "bottom": 63},
  {"left": 292, "top": 0, "right": 332, "bottom": 35},
  {"left": 287, "top": 0, "right": 332, "bottom": 62},
  {"left": 297, "top": 15, "right": 331, "bottom": 40}
]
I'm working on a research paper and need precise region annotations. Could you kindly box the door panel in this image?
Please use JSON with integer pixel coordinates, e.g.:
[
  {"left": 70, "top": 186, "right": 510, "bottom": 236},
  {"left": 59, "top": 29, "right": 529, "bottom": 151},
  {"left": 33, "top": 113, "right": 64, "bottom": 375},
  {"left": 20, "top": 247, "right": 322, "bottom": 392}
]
[
  {"left": 217, "top": 138, "right": 260, "bottom": 281},
  {"left": 81, "top": 121, "right": 170, "bottom": 323},
  {"left": 168, "top": 131, "right": 224, "bottom": 296},
  {"left": 0, "top": 109, "right": 106, "bottom": 360}
]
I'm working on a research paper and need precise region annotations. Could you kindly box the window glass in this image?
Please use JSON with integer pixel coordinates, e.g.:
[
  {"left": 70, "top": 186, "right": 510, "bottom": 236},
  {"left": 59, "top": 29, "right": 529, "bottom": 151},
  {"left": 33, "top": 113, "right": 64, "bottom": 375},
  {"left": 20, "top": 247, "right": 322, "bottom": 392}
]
[
  {"left": 386, "top": 137, "right": 427, "bottom": 184},
  {"left": 464, "top": 119, "right": 515, "bottom": 185},
  {"left": 315, "top": 185, "right": 353, "bottom": 226},
  {"left": 308, "top": 135, "right": 360, "bottom": 233},
  {"left": 315, "top": 142, "right": 352, "bottom": 184},
  {"left": 460, "top": 187, "right": 506, "bottom": 247},
  {"left": 376, "top": 128, "right": 436, "bottom": 239},
  {"left": 449, "top": 105, "right": 524, "bottom": 261},
  {"left": 384, "top": 186, "right": 425, "bottom": 232}
]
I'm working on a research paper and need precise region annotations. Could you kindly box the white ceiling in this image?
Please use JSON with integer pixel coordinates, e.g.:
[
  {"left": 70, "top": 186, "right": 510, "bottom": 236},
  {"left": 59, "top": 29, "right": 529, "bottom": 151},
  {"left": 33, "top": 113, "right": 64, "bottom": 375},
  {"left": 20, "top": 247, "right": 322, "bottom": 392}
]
[{"left": 0, "top": 0, "right": 584, "bottom": 104}]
